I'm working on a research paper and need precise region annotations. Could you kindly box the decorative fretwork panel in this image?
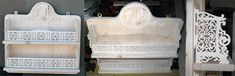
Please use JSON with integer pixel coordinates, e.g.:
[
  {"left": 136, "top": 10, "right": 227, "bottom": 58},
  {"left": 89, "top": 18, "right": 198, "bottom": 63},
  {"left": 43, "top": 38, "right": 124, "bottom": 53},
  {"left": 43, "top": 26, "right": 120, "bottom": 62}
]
[
  {"left": 98, "top": 59, "right": 172, "bottom": 73},
  {"left": 7, "top": 31, "right": 77, "bottom": 41},
  {"left": 7, "top": 58, "right": 78, "bottom": 68},
  {"left": 194, "top": 9, "right": 231, "bottom": 63}
]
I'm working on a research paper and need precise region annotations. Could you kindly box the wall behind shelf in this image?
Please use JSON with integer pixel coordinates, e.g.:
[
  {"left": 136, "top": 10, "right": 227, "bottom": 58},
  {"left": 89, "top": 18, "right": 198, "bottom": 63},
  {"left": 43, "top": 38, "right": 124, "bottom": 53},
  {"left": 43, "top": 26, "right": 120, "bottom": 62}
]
[{"left": 0, "top": 0, "right": 85, "bottom": 76}]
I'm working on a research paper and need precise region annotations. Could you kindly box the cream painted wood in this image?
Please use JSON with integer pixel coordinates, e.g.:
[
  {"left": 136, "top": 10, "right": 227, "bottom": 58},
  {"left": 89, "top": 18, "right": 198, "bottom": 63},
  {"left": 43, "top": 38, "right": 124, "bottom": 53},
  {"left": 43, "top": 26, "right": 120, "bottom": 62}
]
[
  {"left": 193, "top": 57, "right": 234, "bottom": 71},
  {"left": 98, "top": 59, "right": 172, "bottom": 74},
  {"left": 186, "top": 0, "right": 194, "bottom": 76},
  {"left": 87, "top": 2, "right": 183, "bottom": 58},
  {"left": 87, "top": 2, "right": 183, "bottom": 73},
  {"left": 186, "top": 0, "right": 234, "bottom": 76},
  {"left": 3, "top": 2, "right": 81, "bottom": 74},
  {"left": 232, "top": 12, "right": 235, "bottom": 76},
  {"left": 194, "top": 9, "right": 231, "bottom": 64}
]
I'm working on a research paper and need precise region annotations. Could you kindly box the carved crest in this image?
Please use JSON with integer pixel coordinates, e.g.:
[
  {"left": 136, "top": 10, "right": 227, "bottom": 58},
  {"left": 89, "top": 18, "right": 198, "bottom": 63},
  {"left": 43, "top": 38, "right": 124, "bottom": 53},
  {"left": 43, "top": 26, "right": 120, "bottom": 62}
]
[
  {"left": 27, "top": 2, "right": 57, "bottom": 22},
  {"left": 118, "top": 2, "right": 152, "bottom": 29}
]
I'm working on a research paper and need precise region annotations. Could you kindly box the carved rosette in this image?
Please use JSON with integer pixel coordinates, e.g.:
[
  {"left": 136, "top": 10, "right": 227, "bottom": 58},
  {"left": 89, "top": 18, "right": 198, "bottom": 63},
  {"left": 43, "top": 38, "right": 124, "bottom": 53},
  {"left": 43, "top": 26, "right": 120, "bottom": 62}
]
[{"left": 194, "top": 9, "right": 231, "bottom": 64}]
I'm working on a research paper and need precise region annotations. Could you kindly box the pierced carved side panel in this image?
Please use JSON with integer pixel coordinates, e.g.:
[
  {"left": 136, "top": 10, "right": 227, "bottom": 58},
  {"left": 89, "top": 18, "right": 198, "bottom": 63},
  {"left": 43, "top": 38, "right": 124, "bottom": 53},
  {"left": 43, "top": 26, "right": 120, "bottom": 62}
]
[{"left": 194, "top": 9, "right": 231, "bottom": 64}]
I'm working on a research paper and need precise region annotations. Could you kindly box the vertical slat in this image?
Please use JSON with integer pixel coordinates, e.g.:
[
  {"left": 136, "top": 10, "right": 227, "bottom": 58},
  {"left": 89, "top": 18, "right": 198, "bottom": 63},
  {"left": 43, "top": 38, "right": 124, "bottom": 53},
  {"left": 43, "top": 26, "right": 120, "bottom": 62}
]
[
  {"left": 193, "top": 0, "right": 207, "bottom": 76},
  {"left": 194, "top": 0, "right": 205, "bottom": 11},
  {"left": 232, "top": 12, "right": 235, "bottom": 76},
  {"left": 186, "top": 0, "right": 194, "bottom": 76}
]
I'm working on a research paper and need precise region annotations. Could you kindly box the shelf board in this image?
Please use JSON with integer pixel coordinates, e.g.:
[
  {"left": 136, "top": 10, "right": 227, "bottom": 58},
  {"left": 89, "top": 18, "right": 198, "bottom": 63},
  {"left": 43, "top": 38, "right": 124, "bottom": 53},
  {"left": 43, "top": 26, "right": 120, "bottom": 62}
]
[
  {"left": 194, "top": 63, "right": 234, "bottom": 71},
  {"left": 4, "top": 67, "right": 80, "bottom": 74},
  {"left": 3, "top": 41, "right": 80, "bottom": 45},
  {"left": 193, "top": 57, "right": 234, "bottom": 71},
  {"left": 91, "top": 53, "right": 177, "bottom": 58}
]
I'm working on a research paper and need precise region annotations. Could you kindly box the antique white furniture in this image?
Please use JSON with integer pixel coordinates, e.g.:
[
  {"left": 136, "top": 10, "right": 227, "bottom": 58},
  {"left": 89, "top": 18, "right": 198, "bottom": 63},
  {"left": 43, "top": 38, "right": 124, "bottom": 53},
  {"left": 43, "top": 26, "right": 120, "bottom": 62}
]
[
  {"left": 194, "top": 9, "right": 231, "bottom": 64},
  {"left": 3, "top": 2, "right": 81, "bottom": 74},
  {"left": 87, "top": 2, "right": 183, "bottom": 73},
  {"left": 186, "top": 0, "right": 234, "bottom": 76}
]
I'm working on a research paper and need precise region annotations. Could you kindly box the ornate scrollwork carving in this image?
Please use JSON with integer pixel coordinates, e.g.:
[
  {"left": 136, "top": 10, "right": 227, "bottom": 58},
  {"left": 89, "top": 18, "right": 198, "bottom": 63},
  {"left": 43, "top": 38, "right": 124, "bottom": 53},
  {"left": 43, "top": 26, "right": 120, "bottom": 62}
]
[
  {"left": 7, "top": 58, "right": 78, "bottom": 68},
  {"left": 7, "top": 31, "right": 77, "bottom": 41},
  {"left": 119, "top": 2, "right": 152, "bottom": 29},
  {"left": 194, "top": 9, "right": 231, "bottom": 64}
]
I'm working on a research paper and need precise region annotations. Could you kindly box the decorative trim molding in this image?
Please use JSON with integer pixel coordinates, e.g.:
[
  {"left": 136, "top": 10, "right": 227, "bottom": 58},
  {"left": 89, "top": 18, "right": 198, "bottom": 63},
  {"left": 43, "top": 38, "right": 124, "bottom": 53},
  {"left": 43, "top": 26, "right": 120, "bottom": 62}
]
[
  {"left": 7, "top": 57, "right": 78, "bottom": 68},
  {"left": 98, "top": 59, "right": 172, "bottom": 73},
  {"left": 7, "top": 31, "right": 77, "bottom": 41}
]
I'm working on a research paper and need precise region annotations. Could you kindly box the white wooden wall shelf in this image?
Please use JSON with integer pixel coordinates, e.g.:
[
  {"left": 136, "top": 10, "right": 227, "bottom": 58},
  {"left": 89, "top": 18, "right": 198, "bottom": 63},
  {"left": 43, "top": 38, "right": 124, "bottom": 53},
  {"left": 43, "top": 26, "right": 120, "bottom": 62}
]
[
  {"left": 194, "top": 9, "right": 231, "bottom": 64},
  {"left": 193, "top": 9, "right": 234, "bottom": 71},
  {"left": 3, "top": 2, "right": 81, "bottom": 74},
  {"left": 87, "top": 2, "right": 183, "bottom": 73},
  {"left": 185, "top": 0, "right": 235, "bottom": 75}
]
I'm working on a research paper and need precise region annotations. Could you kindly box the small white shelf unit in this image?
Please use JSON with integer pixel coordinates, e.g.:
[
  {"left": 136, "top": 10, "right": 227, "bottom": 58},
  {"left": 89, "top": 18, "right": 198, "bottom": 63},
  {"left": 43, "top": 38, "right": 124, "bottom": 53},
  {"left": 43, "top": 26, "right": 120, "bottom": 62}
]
[
  {"left": 87, "top": 2, "right": 183, "bottom": 74},
  {"left": 3, "top": 2, "right": 81, "bottom": 74}
]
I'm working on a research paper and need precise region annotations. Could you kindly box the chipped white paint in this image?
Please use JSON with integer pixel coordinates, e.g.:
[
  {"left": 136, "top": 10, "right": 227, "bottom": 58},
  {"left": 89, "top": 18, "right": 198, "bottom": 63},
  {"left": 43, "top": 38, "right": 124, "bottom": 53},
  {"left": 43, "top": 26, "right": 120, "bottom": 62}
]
[
  {"left": 87, "top": 2, "right": 183, "bottom": 73},
  {"left": 3, "top": 2, "right": 81, "bottom": 74},
  {"left": 194, "top": 9, "right": 231, "bottom": 64}
]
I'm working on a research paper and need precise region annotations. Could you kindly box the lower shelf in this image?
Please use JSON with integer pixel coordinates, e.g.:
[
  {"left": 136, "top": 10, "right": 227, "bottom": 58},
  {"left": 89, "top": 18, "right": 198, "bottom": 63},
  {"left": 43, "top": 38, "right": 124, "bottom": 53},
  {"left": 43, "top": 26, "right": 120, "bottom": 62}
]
[
  {"left": 98, "top": 58, "right": 173, "bottom": 74},
  {"left": 193, "top": 56, "right": 234, "bottom": 71},
  {"left": 4, "top": 68, "right": 80, "bottom": 74},
  {"left": 193, "top": 63, "right": 234, "bottom": 71},
  {"left": 5, "top": 57, "right": 80, "bottom": 74}
]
